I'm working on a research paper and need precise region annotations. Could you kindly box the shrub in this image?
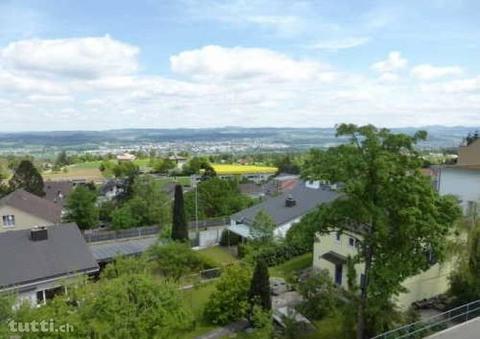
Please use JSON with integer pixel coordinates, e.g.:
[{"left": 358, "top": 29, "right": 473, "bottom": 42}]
[{"left": 204, "top": 264, "right": 251, "bottom": 325}]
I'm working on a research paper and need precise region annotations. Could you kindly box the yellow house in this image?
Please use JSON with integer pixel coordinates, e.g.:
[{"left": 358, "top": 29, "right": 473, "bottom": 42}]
[
  {"left": 0, "top": 189, "right": 63, "bottom": 233},
  {"left": 458, "top": 138, "right": 480, "bottom": 167},
  {"left": 313, "top": 230, "right": 453, "bottom": 310}
]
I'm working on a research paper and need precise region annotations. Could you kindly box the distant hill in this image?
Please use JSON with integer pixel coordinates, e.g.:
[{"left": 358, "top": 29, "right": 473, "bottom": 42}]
[{"left": 0, "top": 126, "right": 477, "bottom": 154}]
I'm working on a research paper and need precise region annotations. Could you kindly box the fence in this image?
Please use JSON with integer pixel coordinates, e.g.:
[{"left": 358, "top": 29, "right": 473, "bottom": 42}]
[
  {"left": 83, "top": 217, "right": 230, "bottom": 243},
  {"left": 82, "top": 225, "right": 160, "bottom": 243},
  {"left": 372, "top": 299, "right": 480, "bottom": 339},
  {"left": 188, "top": 217, "right": 230, "bottom": 229}
]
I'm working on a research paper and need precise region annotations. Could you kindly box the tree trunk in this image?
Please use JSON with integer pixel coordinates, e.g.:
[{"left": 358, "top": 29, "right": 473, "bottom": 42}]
[{"left": 357, "top": 245, "right": 372, "bottom": 339}]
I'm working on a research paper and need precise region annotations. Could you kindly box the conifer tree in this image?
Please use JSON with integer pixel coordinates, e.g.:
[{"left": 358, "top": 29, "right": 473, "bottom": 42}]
[
  {"left": 9, "top": 160, "right": 45, "bottom": 196},
  {"left": 248, "top": 259, "right": 271, "bottom": 314},
  {"left": 172, "top": 184, "right": 189, "bottom": 241}
]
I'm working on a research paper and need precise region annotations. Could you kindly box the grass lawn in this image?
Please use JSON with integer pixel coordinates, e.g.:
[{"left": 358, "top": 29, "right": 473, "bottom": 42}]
[
  {"left": 197, "top": 246, "right": 238, "bottom": 267},
  {"left": 180, "top": 282, "right": 218, "bottom": 338},
  {"left": 269, "top": 253, "right": 313, "bottom": 281},
  {"left": 303, "top": 314, "right": 344, "bottom": 339},
  {"left": 43, "top": 166, "right": 104, "bottom": 181},
  {"left": 175, "top": 176, "right": 192, "bottom": 186}
]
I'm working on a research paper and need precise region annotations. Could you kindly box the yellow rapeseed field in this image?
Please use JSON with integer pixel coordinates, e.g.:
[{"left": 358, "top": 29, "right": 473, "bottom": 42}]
[{"left": 211, "top": 164, "right": 278, "bottom": 175}]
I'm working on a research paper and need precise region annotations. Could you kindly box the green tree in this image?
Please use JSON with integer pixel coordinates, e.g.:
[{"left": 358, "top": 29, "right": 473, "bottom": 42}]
[
  {"left": 182, "top": 156, "right": 210, "bottom": 175},
  {"left": 302, "top": 124, "right": 461, "bottom": 338},
  {"left": 286, "top": 208, "right": 328, "bottom": 251},
  {"left": 297, "top": 270, "right": 338, "bottom": 320},
  {"left": 153, "top": 158, "right": 176, "bottom": 174},
  {"left": 101, "top": 255, "right": 152, "bottom": 280},
  {"left": 55, "top": 150, "right": 69, "bottom": 168},
  {"left": 184, "top": 177, "right": 253, "bottom": 220},
  {"left": 248, "top": 259, "right": 271, "bottom": 315},
  {"left": 251, "top": 210, "right": 276, "bottom": 241},
  {"left": 172, "top": 185, "right": 189, "bottom": 241},
  {"left": 111, "top": 176, "right": 170, "bottom": 229},
  {"left": 0, "top": 295, "right": 14, "bottom": 338},
  {"left": 148, "top": 242, "right": 205, "bottom": 281},
  {"left": 9, "top": 160, "right": 45, "bottom": 196},
  {"left": 449, "top": 207, "right": 480, "bottom": 304},
  {"left": 64, "top": 185, "right": 99, "bottom": 229},
  {"left": 9, "top": 273, "right": 193, "bottom": 338},
  {"left": 204, "top": 264, "right": 251, "bottom": 325},
  {"left": 111, "top": 205, "right": 140, "bottom": 229},
  {"left": 112, "top": 161, "right": 139, "bottom": 178}
]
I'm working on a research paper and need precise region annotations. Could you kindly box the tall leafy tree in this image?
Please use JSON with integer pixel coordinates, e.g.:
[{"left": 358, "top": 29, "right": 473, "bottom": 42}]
[
  {"left": 449, "top": 205, "right": 480, "bottom": 304},
  {"left": 64, "top": 185, "right": 99, "bottom": 229},
  {"left": 248, "top": 259, "right": 271, "bottom": 315},
  {"left": 302, "top": 124, "right": 461, "bottom": 338},
  {"left": 9, "top": 160, "right": 45, "bottom": 196},
  {"left": 184, "top": 177, "right": 253, "bottom": 220},
  {"left": 251, "top": 210, "right": 276, "bottom": 241},
  {"left": 172, "top": 185, "right": 189, "bottom": 241}
]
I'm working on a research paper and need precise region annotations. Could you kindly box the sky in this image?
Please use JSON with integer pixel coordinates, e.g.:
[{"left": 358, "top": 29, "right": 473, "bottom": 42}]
[{"left": 0, "top": 0, "right": 479, "bottom": 131}]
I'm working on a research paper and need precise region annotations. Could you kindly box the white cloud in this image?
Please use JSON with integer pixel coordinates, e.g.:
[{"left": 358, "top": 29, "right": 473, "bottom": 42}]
[
  {"left": 0, "top": 35, "right": 139, "bottom": 79},
  {"left": 371, "top": 51, "right": 407, "bottom": 73},
  {"left": 420, "top": 76, "right": 480, "bottom": 93},
  {"left": 0, "top": 36, "right": 479, "bottom": 130},
  {"left": 182, "top": 0, "right": 309, "bottom": 36},
  {"left": 170, "top": 45, "right": 328, "bottom": 81},
  {"left": 411, "top": 64, "right": 463, "bottom": 80},
  {"left": 307, "top": 37, "right": 370, "bottom": 51}
]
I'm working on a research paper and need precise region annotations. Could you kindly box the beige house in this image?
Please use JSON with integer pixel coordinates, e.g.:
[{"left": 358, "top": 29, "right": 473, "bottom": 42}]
[
  {"left": 313, "top": 230, "right": 453, "bottom": 310},
  {"left": 116, "top": 153, "right": 136, "bottom": 161},
  {"left": 458, "top": 138, "right": 480, "bottom": 167},
  {"left": 0, "top": 189, "right": 63, "bottom": 233}
]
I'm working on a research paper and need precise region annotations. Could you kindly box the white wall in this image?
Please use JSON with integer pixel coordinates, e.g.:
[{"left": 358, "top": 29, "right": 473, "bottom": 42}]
[
  {"left": 438, "top": 167, "right": 480, "bottom": 212},
  {"left": 189, "top": 225, "right": 226, "bottom": 248}
]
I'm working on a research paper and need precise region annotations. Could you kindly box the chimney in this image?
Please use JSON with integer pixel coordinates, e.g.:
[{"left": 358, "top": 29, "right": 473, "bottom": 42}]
[
  {"left": 31, "top": 226, "right": 48, "bottom": 241},
  {"left": 285, "top": 194, "right": 296, "bottom": 207}
]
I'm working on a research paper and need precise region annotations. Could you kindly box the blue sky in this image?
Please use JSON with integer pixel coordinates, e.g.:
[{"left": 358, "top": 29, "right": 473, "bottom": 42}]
[{"left": 0, "top": 0, "right": 479, "bottom": 130}]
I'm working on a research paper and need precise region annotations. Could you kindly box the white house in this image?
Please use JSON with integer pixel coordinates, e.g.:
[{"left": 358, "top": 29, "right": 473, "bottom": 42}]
[
  {"left": 436, "top": 166, "right": 480, "bottom": 213},
  {"left": 227, "top": 181, "right": 338, "bottom": 239}
]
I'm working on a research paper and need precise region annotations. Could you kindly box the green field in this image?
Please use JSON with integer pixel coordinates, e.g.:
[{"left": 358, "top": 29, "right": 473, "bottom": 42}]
[
  {"left": 42, "top": 160, "right": 194, "bottom": 184},
  {"left": 181, "top": 283, "right": 217, "bottom": 338},
  {"left": 269, "top": 253, "right": 313, "bottom": 281}
]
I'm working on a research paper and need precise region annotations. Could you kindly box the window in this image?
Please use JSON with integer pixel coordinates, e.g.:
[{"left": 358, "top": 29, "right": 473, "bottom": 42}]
[
  {"left": 349, "top": 237, "right": 355, "bottom": 247},
  {"left": 36, "top": 290, "right": 45, "bottom": 305},
  {"left": 2, "top": 215, "right": 15, "bottom": 227},
  {"left": 335, "top": 231, "right": 341, "bottom": 242}
]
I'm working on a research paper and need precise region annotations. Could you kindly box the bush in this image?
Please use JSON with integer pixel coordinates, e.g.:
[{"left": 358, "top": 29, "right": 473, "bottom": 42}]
[
  {"left": 204, "top": 264, "right": 251, "bottom": 325},
  {"left": 148, "top": 241, "right": 208, "bottom": 281},
  {"left": 244, "top": 241, "right": 308, "bottom": 267},
  {"left": 297, "top": 270, "right": 339, "bottom": 320}
]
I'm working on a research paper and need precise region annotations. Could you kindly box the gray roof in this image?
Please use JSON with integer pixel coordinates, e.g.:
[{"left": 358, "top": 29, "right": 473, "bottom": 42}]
[
  {"left": 231, "top": 182, "right": 339, "bottom": 227},
  {"left": 89, "top": 236, "right": 158, "bottom": 262},
  {"left": 0, "top": 223, "right": 99, "bottom": 289},
  {"left": 0, "top": 189, "right": 63, "bottom": 223},
  {"left": 43, "top": 181, "right": 74, "bottom": 206}
]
